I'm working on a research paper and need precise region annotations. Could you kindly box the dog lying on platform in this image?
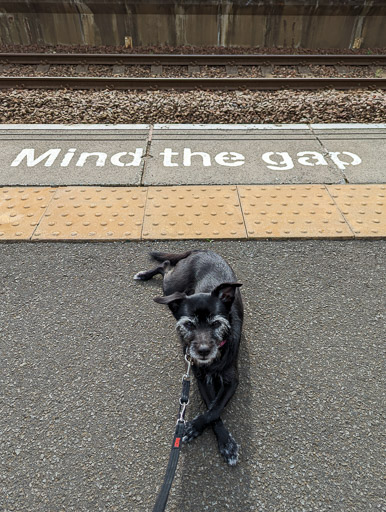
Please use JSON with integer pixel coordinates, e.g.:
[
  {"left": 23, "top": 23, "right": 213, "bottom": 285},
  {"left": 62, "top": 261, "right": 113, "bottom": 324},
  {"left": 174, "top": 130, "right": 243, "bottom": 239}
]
[{"left": 134, "top": 250, "right": 243, "bottom": 465}]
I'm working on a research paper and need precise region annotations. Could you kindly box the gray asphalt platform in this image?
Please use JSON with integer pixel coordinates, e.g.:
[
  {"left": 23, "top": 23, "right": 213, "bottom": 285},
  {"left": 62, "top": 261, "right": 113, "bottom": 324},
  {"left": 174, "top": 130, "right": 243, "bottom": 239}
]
[
  {"left": 1, "top": 240, "right": 385, "bottom": 512},
  {"left": 1, "top": 123, "right": 386, "bottom": 186}
]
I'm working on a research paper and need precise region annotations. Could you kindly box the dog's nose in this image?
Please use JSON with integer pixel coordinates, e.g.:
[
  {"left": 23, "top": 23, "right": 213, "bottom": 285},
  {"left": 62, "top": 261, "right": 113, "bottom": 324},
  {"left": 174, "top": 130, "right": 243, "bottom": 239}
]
[{"left": 197, "top": 347, "right": 211, "bottom": 358}]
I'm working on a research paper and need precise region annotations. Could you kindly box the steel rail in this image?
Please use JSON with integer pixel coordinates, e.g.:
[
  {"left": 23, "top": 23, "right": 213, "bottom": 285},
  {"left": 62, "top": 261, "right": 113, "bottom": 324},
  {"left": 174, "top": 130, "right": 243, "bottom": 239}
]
[
  {"left": 1, "top": 76, "right": 386, "bottom": 90},
  {"left": 1, "top": 53, "right": 386, "bottom": 66}
]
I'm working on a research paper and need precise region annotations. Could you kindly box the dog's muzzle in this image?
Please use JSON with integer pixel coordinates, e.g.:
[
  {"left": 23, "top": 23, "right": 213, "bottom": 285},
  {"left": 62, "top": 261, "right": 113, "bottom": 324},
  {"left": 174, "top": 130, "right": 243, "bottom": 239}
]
[{"left": 189, "top": 346, "right": 219, "bottom": 366}]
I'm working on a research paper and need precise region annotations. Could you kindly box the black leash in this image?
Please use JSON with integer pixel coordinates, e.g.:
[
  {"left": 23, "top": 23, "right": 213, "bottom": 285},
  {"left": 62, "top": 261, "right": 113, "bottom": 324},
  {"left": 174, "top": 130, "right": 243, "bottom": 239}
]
[{"left": 152, "top": 353, "right": 192, "bottom": 512}]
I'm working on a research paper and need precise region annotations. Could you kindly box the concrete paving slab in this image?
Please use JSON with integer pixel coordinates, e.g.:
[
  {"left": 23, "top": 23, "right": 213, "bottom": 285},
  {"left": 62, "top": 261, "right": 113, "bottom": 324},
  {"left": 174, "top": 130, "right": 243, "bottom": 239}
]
[
  {"left": 1, "top": 124, "right": 385, "bottom": 186},
  {"left": 141, "top": 186, "right": 246, "bottom": 239},
  {"left": 327, "top": 184, "right": 386, "bottom": 237},
  {"left": 0, "top": 187, "right": 55, "bottom": 239},
  {"left": 310, "top": 123, "right": 386, "bottom": 131},
  {"left": 33, "top": 187, "right": 148, "bottom": 241},
  {"left": 239, "top": 185, "right": 353, "bottom": 238},
  {"left": 145, "top": 127, "right": 343, "bottom": 185},
  {"left": 312, "top": 125, "right": 386, "bottom": 183},
  {"left": 0, "top": 241, "right": 385, "bottom": 512},
  {"left": 0, "top": 127, "right": 149, "bottom": 186}
]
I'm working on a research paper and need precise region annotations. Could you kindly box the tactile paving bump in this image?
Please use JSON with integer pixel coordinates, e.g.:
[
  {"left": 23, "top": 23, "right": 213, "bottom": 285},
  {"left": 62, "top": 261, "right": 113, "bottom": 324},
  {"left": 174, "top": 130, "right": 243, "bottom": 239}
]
[
  {"left": 33, "top": 187, "right": 147, "bottom": 240},
  {"left": 0, "top": 188, "right": 54, "bottom": 240},
  {"left": 238, "top": 185, "right": 353, "bottom": 239},
  {"left": 142, "top": 186, "right": 246, "bottom": 239},
  {"left": 327, "top": 185, "right": 386, "bottom": 237}
]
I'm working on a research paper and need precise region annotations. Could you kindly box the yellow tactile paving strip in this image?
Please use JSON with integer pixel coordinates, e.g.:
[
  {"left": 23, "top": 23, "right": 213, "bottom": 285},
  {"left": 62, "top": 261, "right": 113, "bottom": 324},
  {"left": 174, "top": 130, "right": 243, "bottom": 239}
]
[
  {"left": 33, "top": 187, "right": 147, "bottom": 240},
  {"left": 0, "top": 185, "right": 385, "bottom": 241},
  {"left": 239, "top": 185, "right": 353, "bottom": 239},
  {"left": 327, "top": 185, "right": 386, "bottom": 237},
  {"left": 0, "top": 188, "right": 56, "bottom": 240},
  {"left": 142, "top": 187, "right": 246, "bottom": 239}
]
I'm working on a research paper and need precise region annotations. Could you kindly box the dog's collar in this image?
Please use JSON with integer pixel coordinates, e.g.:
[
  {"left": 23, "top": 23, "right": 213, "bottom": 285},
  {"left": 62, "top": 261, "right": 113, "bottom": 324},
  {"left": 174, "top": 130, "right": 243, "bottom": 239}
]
[{"left": 218, "top": 340, "right": 228, "bottom": 348}]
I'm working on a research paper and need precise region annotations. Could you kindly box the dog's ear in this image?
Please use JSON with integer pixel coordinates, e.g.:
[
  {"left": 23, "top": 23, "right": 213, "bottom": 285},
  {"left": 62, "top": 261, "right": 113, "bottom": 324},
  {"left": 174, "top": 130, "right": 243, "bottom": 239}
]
[
  {"left": 211, "top": 282, "right": 242, "bottom": 304},
  {"left": 153, "top": 291, "right": 187, "bottom": 305},
  {"left": 154, "top": 292, "right": 187, "bottom": 314}
]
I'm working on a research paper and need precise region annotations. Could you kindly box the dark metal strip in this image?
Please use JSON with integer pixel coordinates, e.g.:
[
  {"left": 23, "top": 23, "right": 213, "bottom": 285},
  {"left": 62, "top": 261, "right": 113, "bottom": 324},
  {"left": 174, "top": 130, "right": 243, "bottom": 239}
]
[
  {"left": 1, "top": 53, "right": 386, "bottom": 66},
  {"left": 1, "top": 76, "right": 386, "bottom": 90}
]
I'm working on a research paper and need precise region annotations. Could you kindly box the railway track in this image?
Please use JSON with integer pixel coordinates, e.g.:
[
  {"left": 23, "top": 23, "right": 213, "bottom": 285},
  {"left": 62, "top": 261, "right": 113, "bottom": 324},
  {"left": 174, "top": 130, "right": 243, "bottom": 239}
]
[
  {"left": 2, "top": 53, "right": 386, "bottom": 66},
  {"left": 1, "top": 76, "right": 386, "bottom": 90},
  {"left": 1, "top": 53, "right": 386, "bottom": 90}
]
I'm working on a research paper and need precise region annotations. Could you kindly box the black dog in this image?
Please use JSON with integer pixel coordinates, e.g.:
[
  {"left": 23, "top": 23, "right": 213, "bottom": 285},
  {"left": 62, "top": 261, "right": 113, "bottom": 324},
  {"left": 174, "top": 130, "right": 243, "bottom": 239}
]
[{"left": 134, "top": 250, "right": 243, "bottom": 465}]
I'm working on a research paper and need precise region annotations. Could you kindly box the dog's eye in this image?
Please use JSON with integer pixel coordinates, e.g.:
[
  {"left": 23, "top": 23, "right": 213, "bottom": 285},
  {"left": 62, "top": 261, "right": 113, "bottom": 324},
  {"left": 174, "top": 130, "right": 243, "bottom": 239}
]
[
  {"left": 211, "top": 320, "right": 222, "bottom": 329},
  {"left": 184, "top": 321, "right": 196, "bottom": 330}
]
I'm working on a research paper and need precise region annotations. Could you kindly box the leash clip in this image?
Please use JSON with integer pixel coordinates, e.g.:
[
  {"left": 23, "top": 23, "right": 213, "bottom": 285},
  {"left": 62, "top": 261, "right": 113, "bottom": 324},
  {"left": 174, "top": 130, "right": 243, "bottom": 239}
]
[
  {"left": 177, "top": 400, "right": 189, "bottom": 424},
  {"left": 183, "top": 352, "right": 192, "bottom": 381},
  {"left": 176, "top": 351, "right": 192, "bottom": 425}
]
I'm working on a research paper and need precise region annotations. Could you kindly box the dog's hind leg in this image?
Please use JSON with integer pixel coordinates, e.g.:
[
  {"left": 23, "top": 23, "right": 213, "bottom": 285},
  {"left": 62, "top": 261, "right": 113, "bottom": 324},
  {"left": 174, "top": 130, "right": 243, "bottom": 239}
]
[
  {"left": 133, "top": 260, "right": 171, "bottom": 281},
  {"left": 150, "top": 250, "right": 193, "bottom": 265}
]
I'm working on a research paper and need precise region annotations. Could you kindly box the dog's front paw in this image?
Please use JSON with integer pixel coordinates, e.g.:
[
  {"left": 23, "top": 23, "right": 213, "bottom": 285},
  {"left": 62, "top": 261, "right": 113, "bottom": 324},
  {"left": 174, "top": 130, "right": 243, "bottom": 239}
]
[
  {"left": 182, "top": 416, "right": 204, "bottom": 443},
  {"left": 218, "top": 433, "right": 239, "bottom": 466}
]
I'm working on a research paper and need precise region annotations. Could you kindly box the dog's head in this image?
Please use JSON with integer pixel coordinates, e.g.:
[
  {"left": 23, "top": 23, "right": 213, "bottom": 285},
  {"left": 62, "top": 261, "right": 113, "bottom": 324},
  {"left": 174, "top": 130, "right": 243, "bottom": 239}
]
[{"left": 154, "top": 282, "right": 242, "bottom": 366}]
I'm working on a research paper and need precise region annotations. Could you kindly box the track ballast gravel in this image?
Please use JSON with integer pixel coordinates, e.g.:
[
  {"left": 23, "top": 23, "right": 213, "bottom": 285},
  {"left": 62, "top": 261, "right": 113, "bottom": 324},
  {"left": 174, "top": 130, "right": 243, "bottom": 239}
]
[
  {"left": 0, "top": 89, "right": 385, "bottom": 124},
  {"left": 0, "top": 64, "right": 379, "bottom": 78}
]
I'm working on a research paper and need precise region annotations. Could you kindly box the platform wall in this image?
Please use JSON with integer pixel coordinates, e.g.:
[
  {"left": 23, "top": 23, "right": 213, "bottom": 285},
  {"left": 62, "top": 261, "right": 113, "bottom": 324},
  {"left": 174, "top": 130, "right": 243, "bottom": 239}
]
[{"left": 1, "top": 1, "right": 386, "bottom": 48}]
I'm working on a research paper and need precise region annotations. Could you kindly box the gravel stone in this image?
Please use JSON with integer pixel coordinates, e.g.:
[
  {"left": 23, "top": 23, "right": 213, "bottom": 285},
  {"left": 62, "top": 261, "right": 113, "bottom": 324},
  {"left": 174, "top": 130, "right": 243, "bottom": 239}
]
[
  {"left": 0, "top": 88, "right": 385, "bottom": 124},
  {"left": 0, "top": 64, "right": 378, "bottom": 79}
]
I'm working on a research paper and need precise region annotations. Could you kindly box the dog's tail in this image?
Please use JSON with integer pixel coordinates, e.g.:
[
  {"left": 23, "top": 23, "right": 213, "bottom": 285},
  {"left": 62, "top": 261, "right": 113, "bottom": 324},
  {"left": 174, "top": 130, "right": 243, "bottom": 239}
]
[{"left": 150, "top": 250, "right": 193, "bottom": 266}]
